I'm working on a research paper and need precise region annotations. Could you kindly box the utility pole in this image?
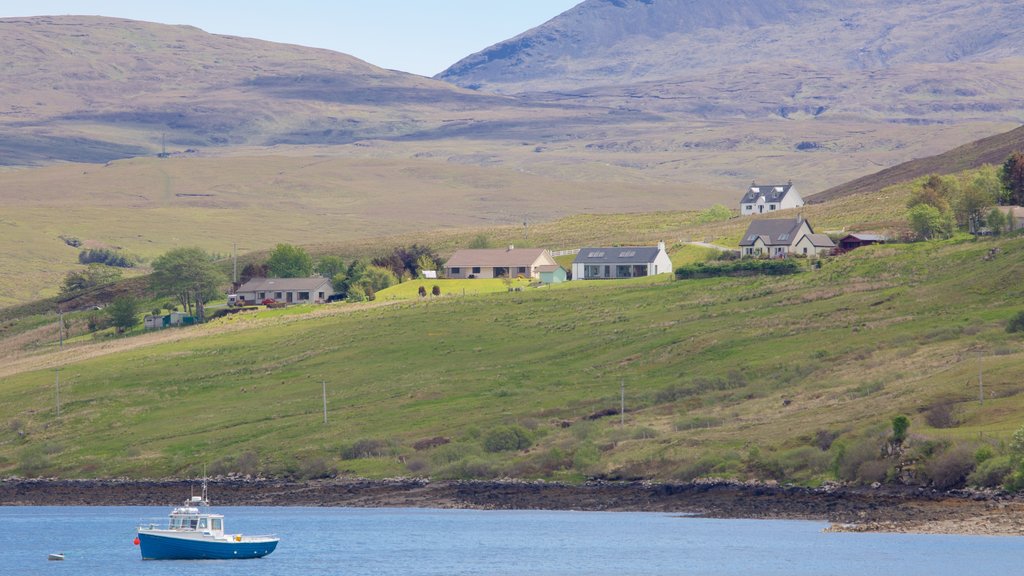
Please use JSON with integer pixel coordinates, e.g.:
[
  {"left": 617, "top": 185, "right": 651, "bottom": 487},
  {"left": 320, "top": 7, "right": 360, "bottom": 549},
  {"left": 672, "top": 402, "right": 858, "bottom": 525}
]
[
  {"left": 620, "top": 380, "right": 625, "bottom": 426},
  {"left": 322, "top": 381, "right": 328, "bottom": 424},
  {"left": 232, "top": 242, "right": 238, "bottom": 285},
  {"left": 58, "top": 309, "right": 64, "bottom": 350},
  {"left": 979, "top": 351, "right": 984, "bottom": 405},
  {"left": 55, "top": 369, "right": 61, "bottom": 420}
]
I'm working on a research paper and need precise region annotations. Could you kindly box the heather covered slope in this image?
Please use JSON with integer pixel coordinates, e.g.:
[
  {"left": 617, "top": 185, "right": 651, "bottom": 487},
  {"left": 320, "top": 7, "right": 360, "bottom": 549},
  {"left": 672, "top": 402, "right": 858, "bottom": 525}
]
[{"left": 0, "top": 15, "right": 524, "bottom": 165}]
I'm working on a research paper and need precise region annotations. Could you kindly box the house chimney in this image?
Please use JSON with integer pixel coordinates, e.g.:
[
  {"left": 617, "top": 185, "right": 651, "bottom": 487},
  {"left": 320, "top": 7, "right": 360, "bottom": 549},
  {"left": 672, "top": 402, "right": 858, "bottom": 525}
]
[{"left": 657, "top": 240, "right": 666, "bottom": 251}]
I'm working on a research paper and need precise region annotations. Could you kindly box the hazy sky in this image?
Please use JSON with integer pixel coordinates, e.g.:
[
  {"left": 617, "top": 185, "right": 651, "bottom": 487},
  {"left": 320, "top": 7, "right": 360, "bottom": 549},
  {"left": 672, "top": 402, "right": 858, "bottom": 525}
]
[{"left": 1, "top": 1, "right": 582, "bottom": 76}]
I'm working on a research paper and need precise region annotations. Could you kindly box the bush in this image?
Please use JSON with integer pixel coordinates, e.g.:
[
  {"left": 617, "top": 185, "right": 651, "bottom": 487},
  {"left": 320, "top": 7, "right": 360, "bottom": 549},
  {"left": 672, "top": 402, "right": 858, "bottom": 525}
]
[
  {"left": 923, "top": 446, "right": 975, "bottom": 490},
  {"left": 891, "top": 415, "right": 910, "bottom": 444},
  {"left": 432, "top": 285, "right": 441, "bottom": 296},
  {"left": 968, "top": 455, "right": 1013, "bottom": 488},
  {"left": 925, "top": 403, "right": 958, "bottom": 429},
  {"left": 78, "top": 247, "right": 135, "bottom": 268},
  {"left": 483, "top": 425, "right": 532, "bottom": 452},
  {"left": 675, "top": 259, "right": 801, "bottom": 279},
  {"left": 1007, "top": 311, "right": 1024, "bottom": 333},
  {"left": 341, "top": 438, "right": 393, "bottom": 460}
]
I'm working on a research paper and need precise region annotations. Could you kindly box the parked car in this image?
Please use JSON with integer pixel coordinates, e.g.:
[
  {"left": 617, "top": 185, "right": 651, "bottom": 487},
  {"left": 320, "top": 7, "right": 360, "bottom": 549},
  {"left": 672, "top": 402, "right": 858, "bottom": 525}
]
[{"left": 260, "top": 298, "right": 276, "bottom": 306}]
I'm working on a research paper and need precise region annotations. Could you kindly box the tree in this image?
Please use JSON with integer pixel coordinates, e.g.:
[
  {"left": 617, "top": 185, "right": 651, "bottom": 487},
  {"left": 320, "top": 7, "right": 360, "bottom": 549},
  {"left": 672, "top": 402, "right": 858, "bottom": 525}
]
[
  {"left": 356, "top": 265, "right": 398, "bottom": 296},
  {"left": 267, "top": 243, "right": 313, "bottom": 278},
  {"left": 431, "top": 285, "right": 441, "bottom": 296},
  {"left": 316, "top": 255, "right": 347, "bottom": 279},
  {"left": 907, "top": 174, "right": 955, "bottom": 214},
  {"left": 1000, "top": 152, "right": 1024, "bottom": 206},
  {"left": 107, "top": 295, "right": 140, "bottom": 333},
  {"left": 151, "top": 247, "right": 226, "bottom": 323},
  {"left": 955, "top": 183, "right": 995, "bottom": 234},
  {"left": 372, "top": 244, "right": 443, "bottom": 279},
  {"left": 907, "top": 204, "right": 952, "bottom": 241},
  {"left": 418, "top": 285, "right": 427, "bottom": 298},
  {"left": 59, "top": 264, "right": 122, "bottom": 297},
  {"left": 987, "top": 207, "right": 1008, "bottom": 235},
  {"left": 891, "top": 415, "right": 910, "bottom": 445},
  {"left": 1008, "top": 311, "right": 1024, "bottom": 334},
  {"left": 239, "top": 262, "right": 269, "bottom": 284}
]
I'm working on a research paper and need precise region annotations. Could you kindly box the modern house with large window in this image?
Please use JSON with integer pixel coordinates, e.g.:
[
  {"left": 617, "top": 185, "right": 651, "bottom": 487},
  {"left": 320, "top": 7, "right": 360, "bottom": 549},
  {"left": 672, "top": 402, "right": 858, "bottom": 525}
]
[
  {"left": 443, "top": 246, "right": 556, "bottom": 279},
  {"left": 571, "top": 241, "right": 673, "bottom": 280}
]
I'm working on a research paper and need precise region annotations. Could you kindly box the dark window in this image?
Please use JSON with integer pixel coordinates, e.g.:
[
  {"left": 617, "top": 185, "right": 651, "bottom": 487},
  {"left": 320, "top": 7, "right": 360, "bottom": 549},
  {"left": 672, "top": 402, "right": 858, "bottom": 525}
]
[
  {"left": 274, "top": 292, "right": 282, "bottom": 299},
  {"left": 472, "top": 267, "right": 480, "bottom": 274},
  {"left": 298, "top": 291, "right": 310, "bottom": 300},
  {"left": 517, "top": 267, "right": 526, "bottom": 274},
  {"left": 451, "top": 267, "right": 461, "bottom": 274}
]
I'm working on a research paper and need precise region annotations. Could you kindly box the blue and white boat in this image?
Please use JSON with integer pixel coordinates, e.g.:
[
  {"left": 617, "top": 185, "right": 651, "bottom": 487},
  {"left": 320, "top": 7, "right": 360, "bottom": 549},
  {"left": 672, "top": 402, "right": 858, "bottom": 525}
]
[{"left": 136, "top": 480, "right": 278, "bottom": 560}]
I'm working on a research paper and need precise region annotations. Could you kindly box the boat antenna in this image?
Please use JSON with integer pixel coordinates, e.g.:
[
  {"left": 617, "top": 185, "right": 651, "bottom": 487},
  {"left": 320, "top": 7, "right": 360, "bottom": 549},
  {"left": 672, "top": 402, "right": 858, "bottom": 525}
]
[{"left": 201, "top": 465, "right": 209, "bottom": 505}]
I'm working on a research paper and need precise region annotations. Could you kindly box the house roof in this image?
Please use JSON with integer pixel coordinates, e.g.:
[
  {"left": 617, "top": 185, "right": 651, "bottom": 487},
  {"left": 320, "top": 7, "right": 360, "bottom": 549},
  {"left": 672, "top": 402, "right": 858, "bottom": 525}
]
[
  {"left": 741, "top": 182, "right": 794, "bottom": 204},
  {"left": 537, "top": 264, "right": 564, "bottom": 273},
  {"left": 839, "top": 233, "right": 886, "bottom": 243},
  {"left": 739, "top": 218, "right": 810, "bottom": 247},
  {"left": 572, "top": 246, "right": 662, "bottom": 264},
  {"left": 800, "top": 233, "right": 836, "bottom": 248},
  {"left": 446, "top": 248, "right": 550, "bottom": 268},
  {"left": 237, "top": 276, "right": 333, "bottom": 292}
]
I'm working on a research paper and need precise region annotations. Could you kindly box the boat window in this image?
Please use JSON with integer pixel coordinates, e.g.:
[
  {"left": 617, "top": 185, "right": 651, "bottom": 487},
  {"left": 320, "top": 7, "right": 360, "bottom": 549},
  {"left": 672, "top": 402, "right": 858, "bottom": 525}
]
[
  {"left": 190, "top": 518, "right": 198, "bottom": 529},
  {"left": 198, "top": 518, "right": 208, "bottom": 529},
  {"left": 211, "top": 518, "right": 222, "bottom": 531}
]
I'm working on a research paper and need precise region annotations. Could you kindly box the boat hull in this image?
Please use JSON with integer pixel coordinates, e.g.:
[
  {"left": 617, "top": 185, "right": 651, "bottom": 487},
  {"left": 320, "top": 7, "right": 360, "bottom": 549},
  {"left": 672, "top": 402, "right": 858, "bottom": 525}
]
[{"left": 138, "top": 531, "right": 278, "bottom": 560}]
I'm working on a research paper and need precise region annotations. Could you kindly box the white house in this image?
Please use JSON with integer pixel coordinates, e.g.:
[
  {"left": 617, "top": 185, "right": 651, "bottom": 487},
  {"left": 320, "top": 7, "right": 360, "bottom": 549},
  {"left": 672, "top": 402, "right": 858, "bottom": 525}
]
[
  {"left": 739, "top": 217, "right": 815, "bottom": 258},
  {"left": 234, "top": 277, "right": 334, "bottom": 304},
  {"left": 444, "top": 246, "right": 556, "bottom": 279},
  {"left": 793, "top": 233, "right": 836, "bottom": 258},
  {"left": 571, "top": 241, "right": 674, "bottom": 280},
  {"left": 740, "top": 181, "right": 804, "bottom": 216}
]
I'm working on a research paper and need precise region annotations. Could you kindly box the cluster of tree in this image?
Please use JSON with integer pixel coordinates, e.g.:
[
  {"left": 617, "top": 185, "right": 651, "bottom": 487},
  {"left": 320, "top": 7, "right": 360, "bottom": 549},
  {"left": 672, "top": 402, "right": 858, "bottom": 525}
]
[
  {"left": 908, "top": 154, "right": 1024, "bottom": 241},
  {"left": 331, "top": 260, "right": 397, "bottom": 302},
  {"left": 78, "top": 248, "right": 136, "bottom": 268},
  {"left": 371, "top": 244, "right": 444, "bottom": 281},
  {"left": 150, "top": 247, "right": 226, "bottom": 323},
  {"left": 59, "top": 264, "right": 123, "bottom": 297}
]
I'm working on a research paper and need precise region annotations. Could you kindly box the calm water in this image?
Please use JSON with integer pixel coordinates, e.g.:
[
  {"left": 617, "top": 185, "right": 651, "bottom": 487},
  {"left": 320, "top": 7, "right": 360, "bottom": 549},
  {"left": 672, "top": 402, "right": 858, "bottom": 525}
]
[{"left": 2, "top": 506, "right": 1021, "bottom": 576}]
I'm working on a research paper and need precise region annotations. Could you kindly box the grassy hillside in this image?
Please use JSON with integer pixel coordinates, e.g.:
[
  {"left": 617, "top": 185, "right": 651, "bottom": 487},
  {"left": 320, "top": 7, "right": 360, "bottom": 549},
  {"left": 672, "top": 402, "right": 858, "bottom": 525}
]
[{"left": 2, "top": 224, "right": 1022, "bottom": 484}]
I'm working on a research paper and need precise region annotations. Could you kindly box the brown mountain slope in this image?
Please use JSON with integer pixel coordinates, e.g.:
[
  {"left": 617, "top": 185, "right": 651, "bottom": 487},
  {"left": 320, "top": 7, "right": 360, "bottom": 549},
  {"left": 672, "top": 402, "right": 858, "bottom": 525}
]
[
  {"left": 0, "top": 15, "right": 526, "bottom": 165},
  {"left": 808, "top": 124, "right": 1024, "bottom": 203}
]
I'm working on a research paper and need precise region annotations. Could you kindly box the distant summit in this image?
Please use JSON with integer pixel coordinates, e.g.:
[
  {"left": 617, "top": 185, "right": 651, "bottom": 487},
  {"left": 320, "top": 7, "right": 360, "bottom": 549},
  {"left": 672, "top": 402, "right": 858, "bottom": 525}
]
[{"left": 438, "top": 0, "right": 1024, "bottom": 95}]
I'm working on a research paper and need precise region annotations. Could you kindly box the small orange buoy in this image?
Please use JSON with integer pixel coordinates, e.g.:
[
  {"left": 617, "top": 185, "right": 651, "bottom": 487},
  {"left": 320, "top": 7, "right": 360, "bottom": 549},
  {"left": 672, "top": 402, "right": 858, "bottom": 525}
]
[{"left": 133, "top": 537, "right": 140, "bottom": 546}]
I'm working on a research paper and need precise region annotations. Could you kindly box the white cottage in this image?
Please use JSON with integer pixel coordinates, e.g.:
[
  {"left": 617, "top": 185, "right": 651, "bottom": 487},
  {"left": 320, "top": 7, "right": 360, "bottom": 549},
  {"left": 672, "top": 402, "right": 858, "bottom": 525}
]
[
  {"left": 740, "top": 181, "right": 804, "bottom": 216},
  {"left": 739, "top": 217, "right": 815, "bottom": 258}
]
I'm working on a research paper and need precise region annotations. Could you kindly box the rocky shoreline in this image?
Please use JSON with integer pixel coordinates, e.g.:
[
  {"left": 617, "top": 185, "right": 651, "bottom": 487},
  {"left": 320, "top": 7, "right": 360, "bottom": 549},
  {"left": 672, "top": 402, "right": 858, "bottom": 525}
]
[{"left": 2, "top": 477, "right": 1021, "bottom": 536}]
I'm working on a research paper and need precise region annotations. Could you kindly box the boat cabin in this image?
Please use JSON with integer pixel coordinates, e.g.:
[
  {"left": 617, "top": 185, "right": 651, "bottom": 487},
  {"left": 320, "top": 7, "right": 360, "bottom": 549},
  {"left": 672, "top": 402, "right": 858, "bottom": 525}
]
[{"left": 167, "top": 496, "right": 225, "bottom": 536}]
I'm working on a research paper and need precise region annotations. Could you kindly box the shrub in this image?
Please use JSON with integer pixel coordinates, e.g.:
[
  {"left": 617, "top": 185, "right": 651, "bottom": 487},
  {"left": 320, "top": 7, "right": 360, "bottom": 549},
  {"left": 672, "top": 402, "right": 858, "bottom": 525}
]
[
  {"left": 1007, "top": 311, "right": 1024, "bottom": 334},
  {"left": 432, "top": 285, "right": 441, "bottom": 296},
  {"left": 675, "top": 259, "right": 801, "bottom": 280},
  {"left": 923, "top": 446, "right": 975, "bottom": 490},
  {"left": 418, "top": 286, "right": 427, "bottom": 297},
  {"left": 572, "top": 442, "right": 600, "bottom": 472},
  {"left": 341, "top": 438, "right": 393, "bottom": 460},
  {"left": 483, "top": 425, "right": 532, "bottom": 452},
  {"left": 78, "top": 247, "right": 135, "bottom": 268},
  {"left": 925, "top": 403, "right": 958, "bottom": 429},
  {"left": 831, "top": 437, "right": 885, "bottom": 482},
  {"left": 430, "top": 442, "right": 480, "bottom": 467},
  {"left": 298, "top": 457, "right": 336, "bottom": 479},
  {"left": 891, "top": 415, "right": 910, "bottom": 444},
  {"left": 968, "top": 455, "right": 1012, "bottom": 488}
]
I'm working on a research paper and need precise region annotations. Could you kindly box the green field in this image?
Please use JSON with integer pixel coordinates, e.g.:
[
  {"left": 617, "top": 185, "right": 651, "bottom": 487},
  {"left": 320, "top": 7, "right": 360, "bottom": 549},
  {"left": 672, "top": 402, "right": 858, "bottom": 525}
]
[{"left": 2, "top": 218, "right": 1023, "bottom": 483}]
